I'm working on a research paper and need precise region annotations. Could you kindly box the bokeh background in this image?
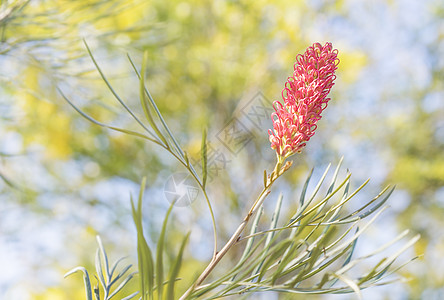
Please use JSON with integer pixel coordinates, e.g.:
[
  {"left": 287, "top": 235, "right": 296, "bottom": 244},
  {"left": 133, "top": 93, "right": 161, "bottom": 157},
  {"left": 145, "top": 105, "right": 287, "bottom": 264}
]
[{"left": 0, "top": 0, "right": 443, "bottom": 299}]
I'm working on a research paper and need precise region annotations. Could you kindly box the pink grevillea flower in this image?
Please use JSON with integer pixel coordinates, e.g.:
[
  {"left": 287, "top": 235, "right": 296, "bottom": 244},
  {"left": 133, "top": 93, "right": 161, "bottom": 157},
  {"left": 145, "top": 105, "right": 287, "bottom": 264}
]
[{"left": 268, "top": 42, "right": 339, "bottom": 160}]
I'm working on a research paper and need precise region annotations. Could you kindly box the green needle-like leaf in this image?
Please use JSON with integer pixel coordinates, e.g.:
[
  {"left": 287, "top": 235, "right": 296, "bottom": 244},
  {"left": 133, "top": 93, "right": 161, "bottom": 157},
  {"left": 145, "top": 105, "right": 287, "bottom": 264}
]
[
  {"left": 83, "top": 40, "right": 159, "bottom": 142},
  {"left": 184, "top": 151, "right": 190, "bottom": 166},
  {"left": 110, "top": 263, "right": 132, "bottom": 287},
  {"left": 58, "top": 87, "right": 162, "bottom": 146},
  {"left": 121, "top": 291, "right": 140, "bottom": 300},
  {"left": 326, "top": 157, "right": 343, "bottom": 196},
  {"left": 257, "top": 239, "right": 293, "bottom": 282},
  {"left": 96, "top": 236, "right": 110, "bottom": 283},
  {"left": 131, "top": 177, "right": 155, "bottom": 300},
  {"left": 252, "top": 194, "right": 283, "bottom": 276},
  {"left": 109, "top": 256, "right": 128, "bottom": 282},
  {"left": 300, "top": 168, "right": 314, "bottom": 207},
  {"left": 156, "top": 201, "right": 175, "bottom": 300},
  {"left": 139, "top": 51, "right": 169, "bottom": 148},
  {"left": 127, "top": 53, "right": 187, "bottom": 161},
  {"left": 95, "top": 249, "right": 107, "bottom": 297},
  {"left": 333, "top": 273, "right": 362, "bottom": 299},
  {"left": 64, "top": 267, "right": 93, "bottom": 300},
  {"left": 237, "top": 206, "right": 264, "bottom": 269},
  {"left": 327, "top": 232, "right": 358, "bottom": 288},
  {"left": 108, "top": 272, "right": 137, "bottom": 299},
  {"left": 167, "top": 232, "right": 191, "bottom": 300},
  {"left": 65, "top": 238, "right": 138, "bottom": 300}
]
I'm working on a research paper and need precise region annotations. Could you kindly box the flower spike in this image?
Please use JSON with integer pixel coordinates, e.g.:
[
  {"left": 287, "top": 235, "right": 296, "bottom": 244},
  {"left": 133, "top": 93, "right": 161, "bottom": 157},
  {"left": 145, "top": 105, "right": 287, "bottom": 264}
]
[{"left": 269, "top": 42, "right": 339, "bottom": 160}]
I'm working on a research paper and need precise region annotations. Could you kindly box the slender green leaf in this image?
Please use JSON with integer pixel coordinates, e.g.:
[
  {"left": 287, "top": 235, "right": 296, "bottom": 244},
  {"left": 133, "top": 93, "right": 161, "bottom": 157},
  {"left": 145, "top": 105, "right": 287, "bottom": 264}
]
[
  {"left": 311, "top": 159, "right": 344, "bottom": 221},
  {"left": 96, "top": 236, "right": 110, "bottom": 282},
  {"left": 299, "top": 240, "right": 354, "bottom": 283},
  {"left": 58, "top": 87, "right": 162, "bottom": 146},
  {"left": 339, "top": 185, "right": 391, "bottom": 222},
  {"left": 64, "top": 267, "right": 93, "bottom": 300},
  {"left": 156, "top": 201, "right": 175, "bottom": 300},
  {"left": 358, "top": 258, "right": 388, "bottom": 284},
  {"left": 374, "top": 255, "right": 421, "bottom": 283},
  {"left": 288, "top": 165, "right": 331, "bottom": 227},
  {"left": 300, "top": 168, "right": 314, "bottom": 207},
  {"left": 139, "top": 51, "right": 168, "bottom": 147},
  {"left": 83, "top": 40, "right": 159, "bottom": 142},
  {"left": 317, "top": 273, "right": 330, "bottom": 289},
  {"left": 167, "top": 232, "right": 190, "bottom": 300},
  {"left": 252, "top": 194, "right": 283, "bottom": 276},
  {"left": 108, "top": 272, "right": 137, "bottom": 299},
  {"left": 326, "top": 157, "right": 343, "bottom": 196},
  {"left": 327, "top": 231, "right": 358, "bottom": 288},
  {"left": 357, "top": 186, "right": 395, "bottom": 219},
  {"left": 329, "top": 207, "right": 388, "bottom": 261},
  {"left": 199, "top": 236, "right": 268, "bottom": 298},
  {"left": 184, "top": 151, "right": 190, "bottom": 166},
  {"left": 127, "top": 53, "right": 187, "bottom": 161},
  {"left": 271, "top": 240, "right": 301, "bottom": 285},
  {"left": 371, "top": 234, "right": 420, "bottom": 280},
  {"left": 228, "top": 206, "right": 264, "bottom": 287},
  {"left": 333, "top": 274, "right": 362, "bottom": 299},
  {"left": 110, "top": 263, "right": 132, "bottom": 286},
  {"left": 288, "top": 246, "right": 323, "bottom": 287},
  {"left": 95, "top": 249, "right": 107, "bottom": 296},
  {"left": 257, "top": 239, "right": 293, "bottom": 282},
  {"left": 237, "top": 206, "right": 264, "bottom": 268},
  {"left": 289, "top": 173, "right": 351, "bottom": 227},
  {"left": 131, "top": 177, "right": 154, "bottom": 300},
  {"left": 109, "top": 256, "right": 129, "bottom": 281},
  {"left": 306, "top": 164, "right": 331, "bottom": 205},
  {"left": 121, "top": 291, "right": 140, "bottom": 300}
]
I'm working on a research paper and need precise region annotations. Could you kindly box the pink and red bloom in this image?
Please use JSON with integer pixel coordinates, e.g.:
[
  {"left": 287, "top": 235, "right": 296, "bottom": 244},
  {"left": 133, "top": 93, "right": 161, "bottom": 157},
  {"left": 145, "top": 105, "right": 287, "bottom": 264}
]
[{"left": 269, "top": 42, "right": 339, "bottom": 159}]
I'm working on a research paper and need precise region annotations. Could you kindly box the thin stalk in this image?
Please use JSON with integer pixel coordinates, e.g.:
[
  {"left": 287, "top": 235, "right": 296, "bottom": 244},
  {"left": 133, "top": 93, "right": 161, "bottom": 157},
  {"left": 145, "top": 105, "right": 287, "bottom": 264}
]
[
  {"left": 168, "top": 149, "right": 218, "bottom": 257},
  {"left": 179, "top": 160, "right": 292, "bottom": 300}
]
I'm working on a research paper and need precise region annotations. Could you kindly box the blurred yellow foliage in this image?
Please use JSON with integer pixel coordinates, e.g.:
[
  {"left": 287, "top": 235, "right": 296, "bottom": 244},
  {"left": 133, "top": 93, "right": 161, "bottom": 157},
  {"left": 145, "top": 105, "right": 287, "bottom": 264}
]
[
  {"left": 338, "top": 51, "right": 368, "bottom": 84},
  {"left": 18, "top": 67, "right": 73, "bottom": 159},
  {"left": 392, "top": 156, "right": 444, "bottom": 196},
  {"left": 33, "top": 287, "right": 84, "bottom": 300}
]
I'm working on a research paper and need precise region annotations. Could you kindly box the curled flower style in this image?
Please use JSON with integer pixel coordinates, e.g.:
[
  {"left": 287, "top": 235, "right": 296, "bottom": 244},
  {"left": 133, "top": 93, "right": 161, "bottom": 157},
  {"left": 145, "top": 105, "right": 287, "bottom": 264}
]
[{"left": 269, "top": 42, "right": 339, "bottom": 160}]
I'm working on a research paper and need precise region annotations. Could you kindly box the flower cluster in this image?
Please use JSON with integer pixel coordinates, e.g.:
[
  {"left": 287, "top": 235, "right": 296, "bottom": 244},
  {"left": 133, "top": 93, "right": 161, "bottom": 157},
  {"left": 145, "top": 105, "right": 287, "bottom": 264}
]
[{"left": 269, "top": 42, "right": 339, "bottom": 159}]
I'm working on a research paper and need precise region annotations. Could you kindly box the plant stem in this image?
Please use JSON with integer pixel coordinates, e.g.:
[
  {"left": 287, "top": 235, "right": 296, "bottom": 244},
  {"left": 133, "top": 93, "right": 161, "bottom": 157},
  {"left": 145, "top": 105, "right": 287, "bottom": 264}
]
[
  {"left": 169, "top": 150, "right": 219, "bottom": 257},
  {"left": 179, "top": 160, "right": 292, "bottom": 300}
]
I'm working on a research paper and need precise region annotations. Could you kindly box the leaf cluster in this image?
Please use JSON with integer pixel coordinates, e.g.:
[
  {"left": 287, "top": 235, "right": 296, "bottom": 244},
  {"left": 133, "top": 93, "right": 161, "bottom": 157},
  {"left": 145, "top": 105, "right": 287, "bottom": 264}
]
[
  {"left": 65, "top": 236, "right": 138, "bottom": 300},
  {"left": 59, "top": 40, "right": 217, "bottom": 252},
  {"left": 186, "top": 161, "right": 419, "bottom": 299},
  {"left": 131, "top": 177, "right": 190, "bottom": 300}
]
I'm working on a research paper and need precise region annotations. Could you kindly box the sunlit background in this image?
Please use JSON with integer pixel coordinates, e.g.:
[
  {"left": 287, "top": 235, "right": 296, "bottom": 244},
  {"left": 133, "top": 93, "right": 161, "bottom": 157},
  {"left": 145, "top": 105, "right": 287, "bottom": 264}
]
[{"left": 0, "top": 0, "right": 443, "bottom": 299}]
